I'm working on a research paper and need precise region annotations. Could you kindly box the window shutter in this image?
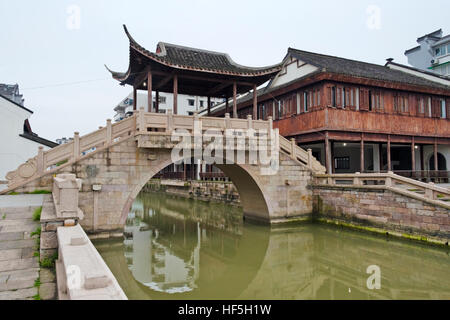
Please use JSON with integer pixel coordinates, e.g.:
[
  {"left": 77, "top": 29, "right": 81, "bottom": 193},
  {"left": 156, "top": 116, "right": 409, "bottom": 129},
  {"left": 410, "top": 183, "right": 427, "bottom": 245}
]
[
  {"left": 359, "top": 89, "right": 369, "bottom": 111},
  {"left": 447, "top": 98, "right": 450, "bottom": 120}
]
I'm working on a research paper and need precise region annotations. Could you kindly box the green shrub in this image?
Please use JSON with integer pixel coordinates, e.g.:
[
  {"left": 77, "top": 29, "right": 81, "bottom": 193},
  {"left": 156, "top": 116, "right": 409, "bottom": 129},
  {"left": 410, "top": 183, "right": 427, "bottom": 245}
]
[
  {"left": 32, "top": 294, "right": 41, "bottom": 300},
  {"left": 34, "top": 278, "right": 41, "bottom": 288},
  {"left": 8, "top": 192, "right": 19, "bottom": 195},
  {"left": 32, "top": 207, "right": 42, "bottom": 221},
  {"left": 28, "top": 190, "right": 51, "bottom": 194},
  {"left": 31, "top": 227, "right": 41, "bottom": 237},
  {"left": 40, "top": 252, "right": 58, "bottom": 269}
]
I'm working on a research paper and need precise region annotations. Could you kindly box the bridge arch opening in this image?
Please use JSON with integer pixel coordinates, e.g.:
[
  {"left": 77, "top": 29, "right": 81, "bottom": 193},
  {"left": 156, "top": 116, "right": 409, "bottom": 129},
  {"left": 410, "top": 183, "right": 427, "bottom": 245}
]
[{"left": 119, "top": 151, "right": 272, "bottom": 226}]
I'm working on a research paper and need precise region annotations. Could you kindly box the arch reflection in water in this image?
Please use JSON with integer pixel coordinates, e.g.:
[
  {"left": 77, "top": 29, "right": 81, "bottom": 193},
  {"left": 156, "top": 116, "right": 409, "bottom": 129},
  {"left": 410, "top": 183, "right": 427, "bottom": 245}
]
[{"left": 95, "top": 192, "right": 450, "bottom": 300}]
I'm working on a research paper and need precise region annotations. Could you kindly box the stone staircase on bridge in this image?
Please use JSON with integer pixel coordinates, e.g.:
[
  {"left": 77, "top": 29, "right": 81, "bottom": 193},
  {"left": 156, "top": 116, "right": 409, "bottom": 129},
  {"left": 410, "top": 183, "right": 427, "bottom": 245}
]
[{"left": 1, "top": 109, "right": 325, "bottom": 195}]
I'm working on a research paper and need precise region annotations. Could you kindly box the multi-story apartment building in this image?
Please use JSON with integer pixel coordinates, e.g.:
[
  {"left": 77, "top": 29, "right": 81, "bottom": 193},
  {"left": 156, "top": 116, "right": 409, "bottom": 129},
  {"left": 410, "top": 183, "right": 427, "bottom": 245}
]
[
  {"left": 208, "top": 49, "right": 450, "bottom": 179},
  {"left": 405, "top": 29, "right": 450, "bottom": 77},
  {"left": 113, "top": 91, "right": 223, "bottom": 122}
]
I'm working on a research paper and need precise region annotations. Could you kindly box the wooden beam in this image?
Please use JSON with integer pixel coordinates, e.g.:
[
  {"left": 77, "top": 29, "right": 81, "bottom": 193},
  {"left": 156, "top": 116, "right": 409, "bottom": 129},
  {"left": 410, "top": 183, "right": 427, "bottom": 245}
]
[
  {"left": 149, "top": 69, "right": 257, "bottom": 87},
  {"left": 147, "top": 71, "right": 152, "bottom": 112},
  {"left": 154, "top": 73, "right": 173, "bottom": 90},
  {"left": 173, "top": 75, "right": 178, "bottom": 115},
  {"left": 233, "top": 82, "right": 237, "bottom": 118},
  {"left": 411, "top": 136, "right": 416, "bottom": 171},
  {"left": 253, "top": 84, "right": 257, "bottom": 120},
  {"left": 207, "top": 82, "right": 230, "bottom": 96}
]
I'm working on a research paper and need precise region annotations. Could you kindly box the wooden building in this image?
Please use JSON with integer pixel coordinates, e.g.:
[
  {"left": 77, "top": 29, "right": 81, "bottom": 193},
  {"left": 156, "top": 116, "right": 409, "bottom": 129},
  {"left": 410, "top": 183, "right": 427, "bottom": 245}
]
[{"left": 208, "top": 48, "right": 450, "bottom": 180}]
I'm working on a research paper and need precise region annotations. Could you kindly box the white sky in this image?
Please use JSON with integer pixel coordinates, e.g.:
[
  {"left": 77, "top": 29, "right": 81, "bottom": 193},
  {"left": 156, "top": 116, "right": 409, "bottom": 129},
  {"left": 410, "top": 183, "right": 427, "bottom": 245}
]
[{"left": 1, "top": 0, "right": 449, "bottom": 141}]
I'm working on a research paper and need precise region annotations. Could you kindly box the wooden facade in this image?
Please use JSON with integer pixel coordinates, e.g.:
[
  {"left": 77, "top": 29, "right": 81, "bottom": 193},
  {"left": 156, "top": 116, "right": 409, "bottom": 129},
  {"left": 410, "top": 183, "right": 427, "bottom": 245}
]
[{"left": 209, "top": 50, "right": 450, "bottom": 178}]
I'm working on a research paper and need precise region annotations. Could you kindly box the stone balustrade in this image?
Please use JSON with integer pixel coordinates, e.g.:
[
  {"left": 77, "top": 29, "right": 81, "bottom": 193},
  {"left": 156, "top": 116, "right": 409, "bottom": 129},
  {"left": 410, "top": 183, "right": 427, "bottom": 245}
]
[{"left": 55, "top": 224, "right": 127, "bottom": 300}]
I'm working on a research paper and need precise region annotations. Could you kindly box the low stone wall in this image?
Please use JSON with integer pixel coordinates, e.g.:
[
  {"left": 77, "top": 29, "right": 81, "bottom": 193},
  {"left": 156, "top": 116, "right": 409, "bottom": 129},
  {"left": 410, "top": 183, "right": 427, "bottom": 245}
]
[
  {"left": 142, "top": 179, "right": 240, "bottom": 205},
  {"left": 56, "top": 224, "right": 127, "bottom": 300},
  {"left": 313, "top": 185, "right": 450, "bottom": 244}
]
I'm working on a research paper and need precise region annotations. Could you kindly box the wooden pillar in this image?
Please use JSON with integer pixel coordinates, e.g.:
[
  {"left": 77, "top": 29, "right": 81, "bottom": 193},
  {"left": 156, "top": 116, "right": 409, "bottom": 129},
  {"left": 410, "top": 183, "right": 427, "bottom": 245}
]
[
  {"left": 325, "top": 132, "right": 332, "bottom": 174},
  {"left": 360, "top": 134, "right": 365, "bottom": 172},
  {"left": 387, "top": 134, "right": 391, "bottom": 171},
  {"left": 233, "top": 82, "right": 237, "bottom": 118},
  {"left": 434, "top": 139, "right": 438, "bottom": 171},
  {"left": 225, "top": 96, "right": 229, "bottom": 114},
  {"left": 155, "top": 91, "right": 159, "bottom": 113},
  {"left": 411, "top": 136, "right": 416, "bottom": 172},
  {"left": 207, "top": 96, "right": 211, "bottom": 116},
  {"left": 147, "top": 71, "right": 152, "bottom": 112},
  {"left": 133, "top": 86, "right": 137, "bottom": 111},
  {"left": 173, "top": 75, "right": 178, "bottom": 114},
  {"left": 253, "top": 84, "right": 258, "bottom": 120},
  {"left": 183, "top": 163, "right": 186, "bottom": 181},
  {"left": 420, "top": 145, "right": 424, "bottom": 171},
  {"left": 379, "top": 143, "right": 383, "bottom": 172}
]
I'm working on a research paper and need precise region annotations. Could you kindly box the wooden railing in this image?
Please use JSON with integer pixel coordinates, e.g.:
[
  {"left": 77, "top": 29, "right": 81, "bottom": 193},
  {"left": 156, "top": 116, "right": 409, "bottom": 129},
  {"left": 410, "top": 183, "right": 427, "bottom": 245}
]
[
  {"left": 2, "top": 108, "right": 324, "bottom": 193},
  {"left": 314, "top": 171, "right": 450, "bottom": 209}
]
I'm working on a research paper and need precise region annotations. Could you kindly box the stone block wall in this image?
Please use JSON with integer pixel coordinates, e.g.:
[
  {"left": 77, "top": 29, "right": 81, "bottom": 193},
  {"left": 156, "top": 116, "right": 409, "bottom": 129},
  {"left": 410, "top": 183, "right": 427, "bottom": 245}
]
[{"left": 313, "top": 185, "right": 450, "bottom": 242}]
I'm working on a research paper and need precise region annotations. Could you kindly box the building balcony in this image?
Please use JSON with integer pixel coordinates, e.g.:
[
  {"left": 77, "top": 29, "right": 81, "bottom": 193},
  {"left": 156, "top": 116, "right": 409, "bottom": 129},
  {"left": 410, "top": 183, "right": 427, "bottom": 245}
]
[{"left": 274, "top": 107, "right": 450, "bottom": 141}]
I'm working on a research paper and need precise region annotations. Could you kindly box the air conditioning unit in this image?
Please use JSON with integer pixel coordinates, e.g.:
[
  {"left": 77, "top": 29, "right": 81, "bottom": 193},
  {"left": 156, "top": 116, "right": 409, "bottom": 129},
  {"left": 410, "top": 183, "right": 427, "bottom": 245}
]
[{"left": 432, "top": 58, "right": 439, "bottom": 65}]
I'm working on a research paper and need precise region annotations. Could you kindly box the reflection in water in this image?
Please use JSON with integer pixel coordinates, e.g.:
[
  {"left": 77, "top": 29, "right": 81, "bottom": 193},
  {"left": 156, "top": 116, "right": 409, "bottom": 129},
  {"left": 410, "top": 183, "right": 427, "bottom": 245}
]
[{"left": 95, "top": 192, "right": 450, "bottom": 300}]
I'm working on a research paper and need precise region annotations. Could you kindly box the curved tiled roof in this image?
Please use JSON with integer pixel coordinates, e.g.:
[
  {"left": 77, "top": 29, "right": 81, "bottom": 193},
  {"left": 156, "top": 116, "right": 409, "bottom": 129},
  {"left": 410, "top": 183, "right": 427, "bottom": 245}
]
[
  {"left": 288, "top": 48, "right": 450, "bottom": 91},
  {"left": 107, "top": 25, "right": 282, "bottom": 81}
]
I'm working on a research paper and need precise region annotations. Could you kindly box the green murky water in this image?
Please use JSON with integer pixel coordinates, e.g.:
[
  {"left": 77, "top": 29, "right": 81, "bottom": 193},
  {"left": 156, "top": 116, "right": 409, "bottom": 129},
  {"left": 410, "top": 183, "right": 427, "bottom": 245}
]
[{"left": 95, "top": 192, "right": 450, "bottom": 300}]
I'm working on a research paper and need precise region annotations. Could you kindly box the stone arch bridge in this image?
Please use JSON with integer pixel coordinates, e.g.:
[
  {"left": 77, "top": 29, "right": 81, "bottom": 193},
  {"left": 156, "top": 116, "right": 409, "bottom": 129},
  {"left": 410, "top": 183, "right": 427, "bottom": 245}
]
[{"left": 2, "top": 110, "right": 325, "bottom": 233}]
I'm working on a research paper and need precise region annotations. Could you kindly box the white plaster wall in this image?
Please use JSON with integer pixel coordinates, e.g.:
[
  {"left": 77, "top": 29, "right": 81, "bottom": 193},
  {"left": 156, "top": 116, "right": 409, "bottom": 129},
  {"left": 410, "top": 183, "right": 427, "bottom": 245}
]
[
  {"left": 422, "top": 145, "right": 450, "bottom": 171},
  {"left": 270, "top": 58, "right": 318, "bottom": 88},
  {"left": 0, "top": 97, "right": 51, "bottom": 181}
]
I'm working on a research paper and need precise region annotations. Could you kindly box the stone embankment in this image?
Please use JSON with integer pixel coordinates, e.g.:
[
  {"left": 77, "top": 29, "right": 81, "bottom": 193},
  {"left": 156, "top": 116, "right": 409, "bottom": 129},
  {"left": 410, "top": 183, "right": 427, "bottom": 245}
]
[{"left": 142, "top": 179, "right": 240, "bottom": 204}]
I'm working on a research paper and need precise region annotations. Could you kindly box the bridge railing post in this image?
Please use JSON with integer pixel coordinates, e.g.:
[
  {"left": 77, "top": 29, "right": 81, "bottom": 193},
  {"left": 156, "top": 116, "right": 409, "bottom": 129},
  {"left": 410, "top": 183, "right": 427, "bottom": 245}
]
[
  {"left": 225, "top": 113, "right": 231, "bottom": 129},
  {"left": 138, "top": 107, "right": 145, "bottom": 133},
  {"left": 73, "top": 132, "right": 80, "bottom": 161},
  {"left": 37, "top": 146, "right": 44, "bottom": 174},
  {"left": 290, "top": 138, "right": 296, "bottom": 160},
  {"left": 307, "top": 148, "right": 313, "bottom": 170},
  {"left": 353, "top": 172, "right": 362, "bottom": 185},
  {"left": 167, "top": 109, "right": 173, "bottom": 134},
  {"left": 106, "top": 119, "right": 112, "bottom": 145},
  {"left": 247, "top": 114, "right": 253, "bottom": 129},
  {"left": 425, "top": 182, "right": 435, "bottom": 199}
]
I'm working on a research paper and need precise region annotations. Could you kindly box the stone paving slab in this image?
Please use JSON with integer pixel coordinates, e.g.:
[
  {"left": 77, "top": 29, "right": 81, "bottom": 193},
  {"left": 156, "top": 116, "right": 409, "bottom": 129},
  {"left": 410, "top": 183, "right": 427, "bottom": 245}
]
[
  {"left": 0, "top": 287, "right": 38, "bottom": 300},
  {"left": 40, "top": 269, "right": 55, "bottom": 283},
  {"left": 1, "top": 224, "right": 38, "bottom": 233},
  {"left": 0, "top": 239, "right": 36, "bottom": 250},
  {"left": 0, "top": 194, "right": 43, "bottom": 300},
  {"left": 0, "top": 249, "right": 22, "bottom": 261},
  {"left": 0, "top": 232, "right": 24, "bottom": 241},
  {"left": 0, "top": 257, "right": 39, "bottom": 272},
  {"left": 39, "top": 282, "right": 56, "bottom": 300},
  {"left": 0, "top": 194, "right": 45, "bottom": 208}
]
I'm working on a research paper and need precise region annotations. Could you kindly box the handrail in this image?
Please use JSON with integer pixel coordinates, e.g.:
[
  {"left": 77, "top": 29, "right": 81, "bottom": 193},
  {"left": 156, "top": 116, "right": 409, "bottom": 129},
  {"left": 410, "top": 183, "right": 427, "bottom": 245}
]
[
  {"left": 313, "top": 171, "right": 450, "bottom": 208},
  {"left": 2, "top": 109, "right": 324, "bottom": 193}
]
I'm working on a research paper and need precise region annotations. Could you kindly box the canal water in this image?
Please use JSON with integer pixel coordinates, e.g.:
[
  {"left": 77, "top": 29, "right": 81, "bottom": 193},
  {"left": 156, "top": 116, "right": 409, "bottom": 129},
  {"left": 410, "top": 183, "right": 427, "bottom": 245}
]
[{"left": 95, "top": 192, "right": 450, "bottom": 300}]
